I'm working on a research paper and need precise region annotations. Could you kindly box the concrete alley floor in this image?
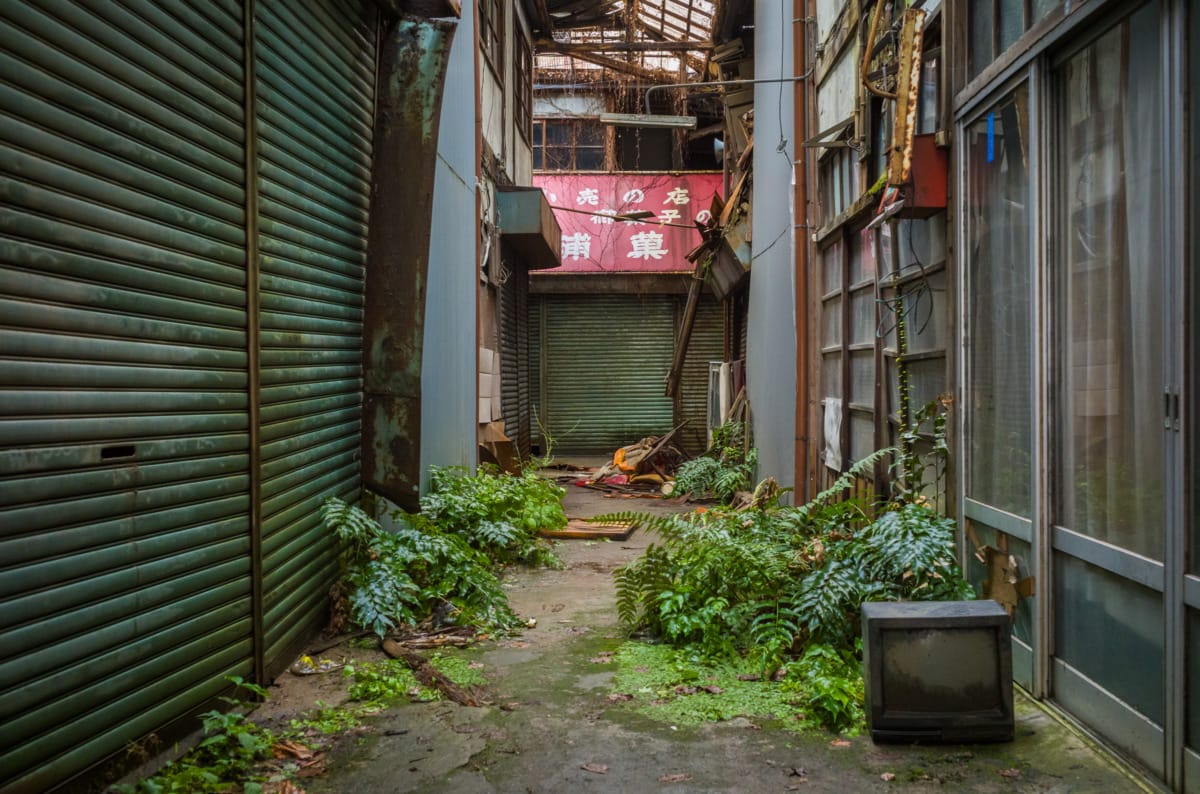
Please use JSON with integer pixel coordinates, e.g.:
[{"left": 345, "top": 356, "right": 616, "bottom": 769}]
[{"left": 283, "top": 474, "right": 1153, "bottom": 793}]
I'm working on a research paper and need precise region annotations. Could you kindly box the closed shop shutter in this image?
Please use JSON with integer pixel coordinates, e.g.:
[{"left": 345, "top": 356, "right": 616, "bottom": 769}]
[
  {"left": 530, "top": 296, "right": 543, "bottom": 451},
  {"left": 500, "top": 267, "right": 520, "bottom": 454},
  {"left": 677, "top": 297, "right": 724, "bottom": 455},
  {"left": 541, "top": 294, "right": 674, "bottom": 454},
  {"left": 500, "top": 267, "right": 532, "bottom": 458},
  {"left": 516, "top": 273, "right": 531, "bottom": 457},
  {"left": 0, "top": 1, "right": 376, "bottom": 788},
  {"left": 254, "top": 0, "right": 376, "bottom": 668},
  {"left": 0, "top": 2, "right": 253, "bottom": 789}
]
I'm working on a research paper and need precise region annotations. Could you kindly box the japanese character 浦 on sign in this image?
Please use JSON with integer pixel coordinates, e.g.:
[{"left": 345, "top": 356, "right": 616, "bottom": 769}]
[{"left": 562, "top": 232, "right": 592, "bottom": 261}]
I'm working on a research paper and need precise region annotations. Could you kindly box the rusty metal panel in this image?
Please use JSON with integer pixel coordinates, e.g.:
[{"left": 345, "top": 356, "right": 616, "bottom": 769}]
[
  {"left": 0, "top": 1, "right": 252, "bottom": 791},
  {"left": 888, "top": 8, "right": 927, "bottom": 185},
  {"left": 362, "top": 14, "right": 457, "bottom": 511},
  {"left": 254, "top": 0, "right": 379, "bottom": 666}
]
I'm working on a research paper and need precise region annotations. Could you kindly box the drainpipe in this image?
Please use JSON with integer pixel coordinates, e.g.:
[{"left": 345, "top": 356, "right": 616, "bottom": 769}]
[
  {"left": 793, "top": 0, "right": 816, "bottom": 500},
  {"left": 475, "top": 0, "right": 483, "bottom": 472}
]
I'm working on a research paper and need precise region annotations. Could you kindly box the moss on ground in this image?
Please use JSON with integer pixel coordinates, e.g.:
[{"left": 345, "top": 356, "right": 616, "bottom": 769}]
[{"left": 605, "top": 642, "right": 807, "bottom": 729}]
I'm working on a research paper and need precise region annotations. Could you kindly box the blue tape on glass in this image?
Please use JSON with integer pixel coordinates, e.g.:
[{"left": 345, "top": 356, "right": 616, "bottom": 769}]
[{"left": 986, "top": 112, "right": 995, "bottom": 163}]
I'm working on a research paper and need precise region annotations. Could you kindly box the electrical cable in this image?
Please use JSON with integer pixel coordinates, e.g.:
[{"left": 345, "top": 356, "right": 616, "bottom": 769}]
[{"left": 875, "top": 221, "right": 936, "bottom": 341}]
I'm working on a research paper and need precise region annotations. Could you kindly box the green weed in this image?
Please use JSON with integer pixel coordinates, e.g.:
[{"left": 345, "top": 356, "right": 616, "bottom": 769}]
[{"left": 116, "top": 677, "right": 275, "bottom": 794}]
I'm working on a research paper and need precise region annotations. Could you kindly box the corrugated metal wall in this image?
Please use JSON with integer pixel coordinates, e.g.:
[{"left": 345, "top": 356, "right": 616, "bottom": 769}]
[
  {"left": 0, "top": 1, "right": 375, "bottom": 789},
  {"left": 254, "top": 0, "right": 374, "bottom": 670},
  {"left": 678, "top": 296, "right": 724, "bottom": 455}
]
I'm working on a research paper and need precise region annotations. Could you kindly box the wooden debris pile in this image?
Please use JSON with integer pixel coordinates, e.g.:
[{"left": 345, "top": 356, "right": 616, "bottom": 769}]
[{"left": 579, "top": 421, "right": 689, "bottom": 496}]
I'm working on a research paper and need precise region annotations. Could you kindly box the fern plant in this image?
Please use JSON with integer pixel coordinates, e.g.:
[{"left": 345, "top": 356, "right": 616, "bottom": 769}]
[
  {"left": 671, "top": 421, "right": 758, "bottom": 503},
  {"left": 421, "top": 465, "right": 565, "bottom": 567},
  {"left": 322, "top": 498, "right": 520, "bottom": 637},
  {"left": 609, "top": 442, "right": 975, "bottom": 719}
]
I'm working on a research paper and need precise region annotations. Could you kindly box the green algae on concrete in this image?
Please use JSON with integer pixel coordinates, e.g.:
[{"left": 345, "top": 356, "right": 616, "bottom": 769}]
[{"left": 606, "top": 641, "right": 810, "bottom": 730}]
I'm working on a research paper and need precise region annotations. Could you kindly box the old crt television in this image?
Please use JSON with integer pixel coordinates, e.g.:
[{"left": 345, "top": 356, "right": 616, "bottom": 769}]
[{"left": 861, "top": 600, "right": 1013, "bottom": 743}]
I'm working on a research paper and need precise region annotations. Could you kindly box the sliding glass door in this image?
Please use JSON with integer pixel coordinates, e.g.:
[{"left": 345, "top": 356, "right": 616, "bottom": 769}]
[
  {"left": 962, "top": 84, "right": 1036, "bottom": 691},
  {"left": 1050, "top": 1, "right": 1174, "bottom": 777}
]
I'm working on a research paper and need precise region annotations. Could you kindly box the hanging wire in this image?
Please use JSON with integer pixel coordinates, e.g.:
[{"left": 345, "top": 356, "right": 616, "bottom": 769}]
[{"left": 875, "top": 221, "right": 935, "bottom": 342}]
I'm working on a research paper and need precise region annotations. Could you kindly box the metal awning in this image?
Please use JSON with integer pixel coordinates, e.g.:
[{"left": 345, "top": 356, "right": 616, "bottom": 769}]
[{"left": 496, "top": 186, "right": 562, "bottom": 270}]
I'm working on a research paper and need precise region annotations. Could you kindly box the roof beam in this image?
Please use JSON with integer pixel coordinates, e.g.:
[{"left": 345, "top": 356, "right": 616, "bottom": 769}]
[
  {"left": 536, "top": 39, "right": 713, "bottom": 53},
  {"left": 549, "top": 49, "right": 680, "bottom": 81},
  {"left": 632, "top": 20, "right": 708, "bottom": 74}
]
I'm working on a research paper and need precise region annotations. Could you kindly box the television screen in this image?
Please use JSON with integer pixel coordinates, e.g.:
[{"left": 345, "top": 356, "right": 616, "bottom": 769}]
[{"left": 862, "top": 601, "right": 1013, "bottom": 743}]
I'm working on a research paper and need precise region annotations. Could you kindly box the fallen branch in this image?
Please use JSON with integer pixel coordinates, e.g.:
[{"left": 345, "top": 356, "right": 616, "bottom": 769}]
[{"left": 381, "top": 639, "right": 488, "bottom": 707}]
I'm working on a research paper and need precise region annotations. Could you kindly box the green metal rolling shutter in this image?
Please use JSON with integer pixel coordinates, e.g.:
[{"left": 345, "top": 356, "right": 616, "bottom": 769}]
[
  {"left": 678, "top": 297, "right": 724, "bottom": 456},
  {"left": 530, "top": 296, "right": 543, "bottom": 451},
  {"left": 0, "top": 2, "right": 253, "bottom": 789},
  {"left": 541, "top": 294, "right": 675, "bottom": 454},
  {"left": 500, "top": 266, "right": 532, "bottom": 457},
  {"left": 254, "top": 0, "right": 375, "bottom": 668}
]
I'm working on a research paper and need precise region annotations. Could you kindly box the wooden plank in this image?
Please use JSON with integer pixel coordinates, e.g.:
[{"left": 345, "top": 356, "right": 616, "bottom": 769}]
[{"left": 539, "top": 518, "right": 636, "bottom": 540}]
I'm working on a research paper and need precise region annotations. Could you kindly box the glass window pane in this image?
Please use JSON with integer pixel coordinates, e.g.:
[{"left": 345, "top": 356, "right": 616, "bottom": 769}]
[
  {"left": 967, "top": 88, "right": 1032, "bottom": 517},
  {"left": 998, "top": 0, "right": 1024, "bottom": 52},
  {"left": 917, "top": 57, "right": 939, "bottom": 135},
  {"left": 822, "top": 297, "right": 842, "bottom": 347},
  {"left": 850, "top": 289, "right": 875, "bottom": 346},
  {"left": 1054, "top": 554, "right": 1164, "bottom": 724},
  {"left": 533, "top": 148, "right": 543, "bottom": 170},
  {"left": 850, "top": 411, "right": 876, "bottom": 464},
  {"left": 898, "top": 215, "right": 946, "bottom": 270},
  {"left": 822, "top": 353, "right": 842, "bottom": 400},
  {"left": 844, "top": 151, "right": 854, "bottom": 208},
  {"left": 822, "top": 240, "right": 843, "bottom": 294},
  {"left": 851, "top": 351, "right": 875, "bottom": 406},
  {"left": 577, "top": 123, "right": 605, "bottom": 146},
  {"left": 905, "top": 269, "right": 945, "bottom": 355},
  {"left": 849, "top": 227, "right": 876, "bottom": 285},
  {"left": 873, "top": 100, "right": 891, "bottom": 183},
  {"left": 969, "top": 0, "right": 993, "bottom": 79},
  {"left": 1055, "top": 6, "right": 1164, "bottom": 559},
  {"left": 575, "top": 148, "right": 604, "bottom": 170},
  {"left": 905, "top": 357, "right": 944, "bottom": 415},
  {"left": 544, "top": 147, "right": 570, "bottom": 170},
  {"left": 545, "top": 121, "right": 570, "bottom": 144}
]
